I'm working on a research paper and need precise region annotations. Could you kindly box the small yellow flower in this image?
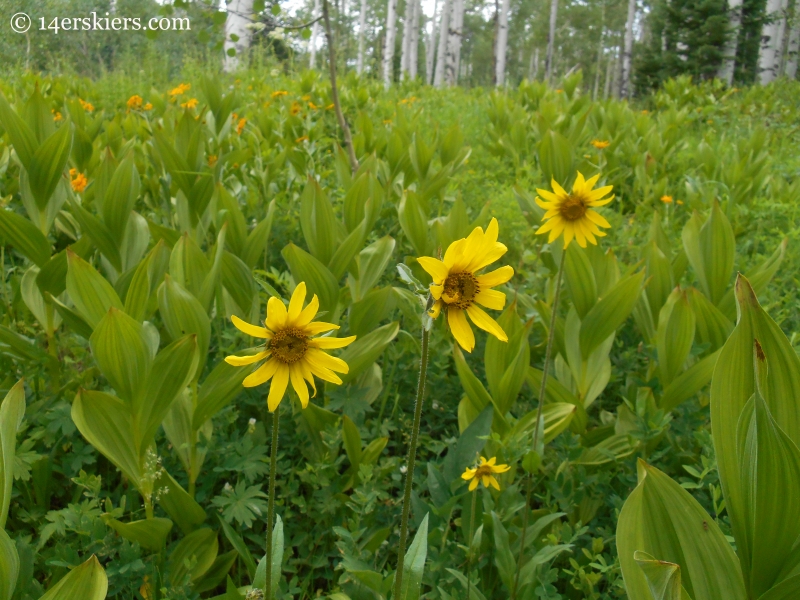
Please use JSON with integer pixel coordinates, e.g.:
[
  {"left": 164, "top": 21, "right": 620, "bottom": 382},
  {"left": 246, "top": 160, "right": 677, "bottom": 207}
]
[
  {"left": 79, "top": 98, "right": 94, "bottom": 112},
  {"left": 535, "top": 172, "right": 614, "bottom": 249},
  {"left": 417, "top": 218, "right": 513, "bottom": 352},
  {"left": 236, "top": 118, "right": 247, "bottom": 135},
  {"left": 641, "top": 109, "right": 650, "bottom": 115},
  {"left": 271, "top": 90, "right": 288, "bottom": 98},
  {"left": 676, "top": 199, "right": 684, "bottom": 205},
  {"left": 295, "top": 135, "right": 309, "bottom": 143},
  {"left": 556, "top": 89, "right": 563, "bottom": 93},
  {"left": 169, "top": 83, "right": 191, "bottom": 97},
  {"left": 225, "top": 282, "right": 356, "bottom": 411},
  {"left": 143, "top": 102, "right": 153, "bottom": 111},
  {"left": 591, "top": 139, "right": 610, "bottom": 150},
  {"left": 181, "top": 98, "right": 198, "bottom": 109},
  {"left": 325, "top": 103, "right": 334, "bottom": 110},
  {"left": 127, "top": 95, "right": 143, "bottom": 110},
  {"left": 660, "top": 195, "right": 673, "bottom": 204},
  {"left": 383, "top": 119, "right": 392, "bottom": 125},
  {"left": 301, "top": 94, "right": 311, "bottom": 101},
  {"left": 69, "top": 169, "right": 88, "bottom": 193},
  {"left": 208, "top": 154, "right": 218, "bottom": 167},
  {"left": 52, "top": 110, "right": 62, "bottom": 122},
  {"left": 290, "top": 101, "right": 302, "bottom": 115},
  {"left": 308, "top": 101, "right": 319, "bottom": 110},
  {"left": 461, "top": 456, "right": 510, "bottom": 491}
]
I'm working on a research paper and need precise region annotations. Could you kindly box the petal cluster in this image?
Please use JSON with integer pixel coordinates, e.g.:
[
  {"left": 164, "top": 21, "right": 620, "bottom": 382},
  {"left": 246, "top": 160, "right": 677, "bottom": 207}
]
[
  {"left": 417, "top": 218, "right": 514, "bottom": 352},
  {"left": 535, "top": 172, "right": 614, "bottom": 248},
  {"left": 225, "top": 282, "right": 356, "bottom": 412},
  {"left": 461, "top": 456, "right": 511, "bottom": 491}
]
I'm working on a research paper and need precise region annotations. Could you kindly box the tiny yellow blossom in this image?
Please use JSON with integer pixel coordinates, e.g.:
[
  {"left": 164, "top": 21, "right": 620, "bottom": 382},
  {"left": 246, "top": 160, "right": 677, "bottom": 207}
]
[
  {"left": 295, "top": 135, "right": 309, "bottom": 143},
  {"left": 169, "top": 83, "right": 191, "bottom": 97},
  {"left": 290, "top": 101, "right": 302, "bottom": 115},
  {"left": 69, "top": 169, "right": 88, "bottom": 193},
  {"left": 676, "top": 200, "right": 684, "bottom": 205},
  {"left": 52, "top": 110, "right": 62, "bottom": 122},
  {"left": 325, "top": 103, "right": 334, "bottom": 110},
  {"left": 208, "top": 155, "right": 218, "bottom": 167},
  {"left": 301, "top": 94, "right": 311, "bottom": 101},
  {"left": 181, "top": 98, "right": 198, "bottom": 109},
  {"left": 236, "top": 118, "right": 247, "bottom": 135},
  {"left": 127, "top": 95, "right": 143, "bottom": 110},
  {"left": 591, "top": 140, "right": 610, "bottom": 150},
  {"left": 79, "top": 98, "right": 94, "bottom": 112},
  {"left": 143, "top": 102, "right": 153, "bottom": 111},
  {"left": 660, "top": 195, "right": 673, "bottom": 204},
  {"left": 308, "top": 101, "right": 319, "bottom": 110},
  {"left": 461, "top": 457, "right": 510, "bottom": 491},
  {"left": 271, "top": 90, "right": 288, "bottom": 98}
]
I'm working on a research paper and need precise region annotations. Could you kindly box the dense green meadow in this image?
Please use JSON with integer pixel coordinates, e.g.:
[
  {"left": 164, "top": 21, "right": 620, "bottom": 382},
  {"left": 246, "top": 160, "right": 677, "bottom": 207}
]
[{"left": 0, "top": 69, "right": 799, "bottom": 599}]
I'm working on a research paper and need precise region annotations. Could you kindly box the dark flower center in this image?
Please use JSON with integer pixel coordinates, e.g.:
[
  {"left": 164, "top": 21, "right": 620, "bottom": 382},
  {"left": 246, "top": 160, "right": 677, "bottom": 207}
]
[
  {"left": 559, "top": 193, "right": 589, "bottom": 221},
  {"left": 443, "top": 272, "right": 480, "bottom": 309},
  {"left": 269, "top": 328, "right": 309, "bottom": 364}
]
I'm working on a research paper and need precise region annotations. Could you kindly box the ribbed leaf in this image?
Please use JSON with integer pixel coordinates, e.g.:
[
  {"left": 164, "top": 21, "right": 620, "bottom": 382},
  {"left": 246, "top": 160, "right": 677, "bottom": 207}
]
[
  {"left": 28, "top": 121, "right": 73, "bottom": 211},
  {"left": 39, "top": 555, "right": 107, "bottom": 600},
  {"left": 352, "top": 236, "right": 396, "bottom": 301},
  {"left": 169, "top": 527, "right": 218, "bottom": 585},
  {"left": 105, "top": 517, "right": 173, "bottom": 552},
  {"left": 579, "top": 270, "right": 644, "bottom": 358},
  {"left": 633, "top": 551, "right": 690, "bottom": 600},
  {"left": 400, "top": 513, "right": 429, "bottom": 600},
  {"left": 101, "top": 156, "right": 140, "bottom": 241},
  {"left": 281, "top": 244, "right": 340, "bottom": 317},
  {"left": 657, "top": 289, "right": 696, "bottom": 388},
  {"left": 337, "top": 321, "right": 399, "bottom": 384},
  {"left": 564, "top": 243, "right": 597, "bottom": 319},
  {"left": 642, "top": 240, "right": 673, "bottom": 319},
  {"left": 154, "top": 470, "right": 206, "bottom": 535},
  {"left": 158, "top": 275, "right": 211, "bottom": 371},
  {"left": 242, "top": 199, "right": 276, "bottom": 269},
  {"left": 0, "top": 380, "right": 25, "bottom": 529},
  {"left": 0, "top": 209, "right": 51, "bottom": 267},
  {"left": 659, "top": 350, "right": 720, "bottom": 412},
  {"left": 0, "top": 92, "right": 37, "bottom": 168},
  {"left": 0, "top": 528, "right": 19, "bottom": 600},
  {"left": 66, "top": 250, "right": 123, "bottom": 328},
  {"left": 687, "top": 287, "right": 733, "bottom": 352},
  {"left": 300, "top": 178, "right": 338, "bottom": 265},
  {"left": 193, "top": 359, "right": 250, "bottom": 430}
]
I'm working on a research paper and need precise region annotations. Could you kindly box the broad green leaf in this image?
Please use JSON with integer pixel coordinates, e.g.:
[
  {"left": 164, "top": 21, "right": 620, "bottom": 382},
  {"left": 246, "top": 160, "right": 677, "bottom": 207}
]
[
  {"left": 361, "top": 437, "right": 388, "bottom": 465},
  {"left": 527, "top": 367, "right": 582, "bottom": 405},
  {"left": 0, "top": 380, "right": 25, "bottom": 528},
  {"left": 710, "top": 275, "right": 800, "bottom": 585},
  {"left": 564, "top": 243, "right": 597, "bottom": 319},
  {"left": 218, "top": 516, "right": 257, "bottom": 579},
  {"left": 495, "top": 324, "right": 531, "bottom": 415},
  {"left": 657, "top": 289, "right": 696, "bottom": 387},
  {"left": 153, "top": 129, "right": 192, "bottom": 196},
  {"left": 158, "top": 275, "right": 211, "bottom": 371},
  {"left": 28, "top": 121, "right": 73, "bottom": 210},
  {"left": 616, "top": 460, "right": 745, "bottom": 600},
  {"left": 348, "top": 287, "right": 395, "bottom": 337},
  {"left": 352, "top": 236, "right": 396, "bottom": 301},
  {"left": 342, "top": 415, "right": 362, "bottom": 467},
  {"left": 485, "top": 302, "right": 524, "bottom": 399},
  {"left": 221, "top": 251, "right": 257, "bottom": 316},
  {"left": 104, "top": 517, "right": 173, "bottom": 552},
  {"left": 216, "top": 186, "right": 247, "bottom": 256},
  {"left": 491, "top": 512, "right": 516, "bottom": 590},
  {"left": 633, "top": 551, "right": 689, "bottom": 600},
  {"left": 687, "top": 287, "right": 733, "bottom": 352},
  {"left": 39, "top": 555, "right": 107, "bottom": 600},
  {"left": 124, "top": 246, "right": 157, "bottom": 322},
  {"left": 659, "top": 350, "right": 720, "bottom": 412},
  {"left": 682, "top": 202, "right": 734, "bottom": 306},
  {"left": 198, "top": 225, "right": 227, "bottom": 313},
  {"left": 579, "top": 270, "right": 644, "bottom": 358},
  {"left": 282, "top": 243, "right": 340, "bottom": 317},
  {"left": 717, "top": 238, "right": 787, "bottom": 320},
  {"left": 0, "top": 92, "right": 37, "bottom": 168},
  {"left": 253, "top": 515, "right": 285, "bottom": 596},
  {"left": 398, "top": 192, "right": 431, "bottom": 258},
  {"left": 642, "top": 240, "right": 673, "bottom": 319},
  {"left": 300, "top": 178, "right": 338, "bottom": 264},
  {"left": 51, "top": 296, "right": 93, "bottom": 339},
  {"left": 538, "top": 129, "right": 573, "bottom": 184},
  {"left": 337, "top": 321, "right": 399, "bottom": 384},
  {"left": 443, "top": 404, "right": 493, "bottom": 483},
  {"left": 329, "top": 220, "right": 368, "bottom": 280},
  {"left": 758, "top": 576, "right": 800, "bottom": 600},
  {"left": 193, "top": 359, "right": 250, "bottom": 429},
  {"left": 66, "top": 250, "right": 123, "bottom": 328},
  {"left": 400, "top": 513, "right": 429, "bottom": 600},
  {"left": 242, "top": 199, "right": 276, "bottom": 269},
  {"left": 67, "top": 198, "right": 122, "bottom": 271},
  {"left": 193, "top": 551, "right": 238, "bottom": 594},
  {"left": 0, "top": 325, "right": 52, "bottom": 362},
  {"left": 512, "top": 403, "right": 576, "bottom": 445},
  {"left": 20, "top": 266, "right": 60, "bottom": 332},
  {"left": 101, "top": 156, "right": 140, "bottom": 241},
  {"left": 573, "top": 433, "right": 635, "bottom": 466},
  {"left": 169, "top": 233, "right": 211, "bottom": 300},
  {"left": 0, "top": 209, "right": 51, "bottom": 267},
  {"left": 154, "top": 470, "right": 206, "bottom": 535},
  {"left": 90, "top": 308, "right": 152, "bottom": 404},
  {"left": 453, "top": 346, "right": 509, "bottom": 435},
  {"left": 72, "top": 390, "right": 141, "bottom": 488},
  {"left": 169, "top": 527, "right": 218, "bottom": 585},
  {"left": 0, "top": 528, "right": 18, "bottom": 600}
]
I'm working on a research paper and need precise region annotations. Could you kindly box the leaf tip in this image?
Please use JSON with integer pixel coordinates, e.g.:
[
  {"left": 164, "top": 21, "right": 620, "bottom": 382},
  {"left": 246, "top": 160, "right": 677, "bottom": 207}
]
[{"left": 734, "top": 273, "right": 758, "bottom": 308}]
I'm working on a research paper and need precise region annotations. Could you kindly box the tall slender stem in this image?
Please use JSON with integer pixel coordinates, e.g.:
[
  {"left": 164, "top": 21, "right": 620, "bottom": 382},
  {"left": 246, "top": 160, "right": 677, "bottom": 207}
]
[
  {"left": 466, "top": 490, "right": 478, "bottom": 600},
  {"left": 265, "top": 404, "right": 280, "bottom": 599},
  {"left": 510, "top": 248, "right": 566, "bottom": 600},
  {"left": 393, "top": 323, "right": 430, "bottom": 599}
]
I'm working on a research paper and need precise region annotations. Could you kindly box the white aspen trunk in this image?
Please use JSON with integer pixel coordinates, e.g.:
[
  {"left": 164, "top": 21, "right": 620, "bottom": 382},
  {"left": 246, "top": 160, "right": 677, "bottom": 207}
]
[
  {"left": 619, "top": 0, "right": 636, "bottom": 98},
  {"left": 426, "top": 0, "right": 439, "bottom": 83},
  {"left": 611, "top": 46, "right": 621, "bottom": 97},
  {"left": 719, "top": 0, "right": 744, "bottom": 84},
  {"left": 603, "top": 53, "right": 613, "bottom": 98},
  {"left": 434, "top": 0, "right": 451, "bottom": 87},
  {"left": 545, "top": 0, "right": 558, "bottom": 81},
  {"left": 383, "top": 0, "right": 399, "bottom": 87},
  {"left": 410, "top": 0, "right": 420, "bottom": 79},
  {"left": 786, "top": 15, "right": 800, "bottom": 77},
  {"left": 357, "top": 0, "right": 368, "bottom": 74},
  {"left": 775, "top": 0, "right": 790, "bottom": 75},
  {"left": 401, "top": 0, "right": 414, "bottom": 78},
  {"left": 593, "top": 25, "right": 605, "bottom": 99},
  {"left": 223, "top": 0, "right": 254, "bottom": 72},
  {"left": 759, "top": 0, "right": 786, "bottom": 83},
  {"left": 451, "top": 0, "right": 464, "bottom": 83},
  {"left": 531, "top": 47, "right": 540, "bottom": 79},
  {"left": 309, "top": 0, "right": 322, "bottom": 68},
  {"left": 496, "top": 0, "right": 511, "bottom": 86}
]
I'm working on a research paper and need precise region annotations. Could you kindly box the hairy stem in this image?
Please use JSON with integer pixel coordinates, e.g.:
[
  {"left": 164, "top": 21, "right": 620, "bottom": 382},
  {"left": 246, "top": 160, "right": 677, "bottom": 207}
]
[
  {"left": 466, "top": 490, "right": 478, "bottom": 600},
  {"left": 265, "top": 404, "right": 280, "bottom": 598}
]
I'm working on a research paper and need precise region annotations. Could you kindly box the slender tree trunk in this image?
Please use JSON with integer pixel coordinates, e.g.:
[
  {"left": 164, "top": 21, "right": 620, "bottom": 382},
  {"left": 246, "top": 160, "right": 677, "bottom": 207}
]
[
  {"left": 775, "top": 0, "right": 791, "bottom": 74},
  {"left": 786, "top": 8, "right": 800, "bottom": 77},
  {"left": 450, "top": 0, "right": 464, "bottom": 84},
  {"left": 434, "top": 0, "right": 451, "bottom": 86},
  {"left": 611, "top": 45, "right": 621, "bottom": 98},
  {"left": 401, "top": 0, "right": 414, "bottom": 78},
  {"left": 531, "top": 47, "right": 540, "bottom": 79},
  {"left": 310, "top": 0, "right": 322, "bottom": 68},
  {"left": 426, "top": 0, "right": 439, "bottom": 83},
  {"left": 760, "top": 0, "right": 786, "bottom": 83},
  {"left": 593, "top": 12, "right": 605, "bottom": 100},
  {"left": 383, "top": 0, "right": 399, "bottom": 87},
  {"left": 719, "top": 0, "right": 744, "bottom": 84},
  {"left": 357, "top": 0, "right": 368, "bottom": 74},
  {"left": 496, "top": 0, "right": 511, "bottom": 86},
  {"left": 223, "top": 0, "right": 254, "bottom": 72},
  {"left": 619, "top": 0, "right": 636, "bottom": 98},
  {"left": 545, "top": 0, "right": 558, "bottom": 81},
  {"left": 410, "top": 0, "right": 420, "bottom": 79}
]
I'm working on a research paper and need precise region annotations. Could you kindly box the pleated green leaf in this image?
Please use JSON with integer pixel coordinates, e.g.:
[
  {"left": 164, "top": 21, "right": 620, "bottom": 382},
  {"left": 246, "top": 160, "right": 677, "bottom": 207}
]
[
  {"left": 686, "top": 287, "right": 733, "bottom": 353},
  {"left": 352, "top": 236, "right": 396, "bottom": 301},
  {"left": 337, "top": 321, "right": 399, "bottom": 384},
  {"left": 104, "top": 517, "right": 173, "bottom": 552},
  {"left": 169, "top": 528, "right": 218, "bottom": 585},
  {"left": 101, "top": 156, "right": 140, "bottom": 241},
  {"left": 0, "top": 380, "right": 25, "bottom": 529},
  {"left": 616, "top": 460, "right": 745, "bottom": 600},
  {"left": 717, "top": 238, "right": 786, "bottom": 320},
  {"left": 28, "top": 121, "right": 73, "bottom": 211},
  {"left": 66, "top": 250, "right": 123, "bottom": 329},
  {"left": 0, "top": 92, "right": 38, "bottom": 168},
  {"left": 39, "top": 555, "right": 108, "bottom": 600},
  {"left": 399, "top": 513, "right": 429, "bottom": 600},
  {"left": 0, "top": 528, "right": 19, "bottom": 600},
  {"left": 193, "top": 359, "right": 250, "bottom": 430},
  {"left": 154, "top": 470, "right": 206, "bottom": 535},
  {"left": 579, "top": 270, "right": 645, "bottom": 358},
  {"left": 241, "top": 199, "right": 276, "bottom": 269},
  {"left": 67, "top": 197, "right": 122, "bottom": 272},
  {"left": 158, "top": 275, "right": 211, "bottom": 370},
  {"left": 398, "top": 191, "right": 431, "bottom": 258},
  {"left": 0, "top": 208, "right": 51, "bottom": 267},
  {"left": 682, "top": 202, "right": 734, "bottom": 306},
  {"left": 564, "top": 243, "right": 597, "bottom": 319},
  {"left": 642, "top": 239, "right": 673, "bottom": 319},
  {"left": 300, "top": 177, "right": 338, "bottom": 265},
  {"left": 281, "top": 243, "right": 340, "bottom": 317},
  {"left": 659, "top": 350, "right": 720, "bottom": 411},
  {"left": 633, "top": 551, "right": 691, "bottom": 600},
  {"left": 657, "top": 289, "right": 696, "bottom": 388}
]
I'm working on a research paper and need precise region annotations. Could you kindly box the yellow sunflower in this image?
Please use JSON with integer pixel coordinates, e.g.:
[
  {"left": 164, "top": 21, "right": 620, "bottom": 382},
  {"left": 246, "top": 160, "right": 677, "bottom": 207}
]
[
  {"left": 225, "top": 282, "right": 356, "bottom": 411},
  {"left": 461, "top": 456, "right": 510, "bottom": 491},
  {"left": 535, "top": 172, "right": 614, "bottom": 249},
  {"left": 417, "top": 218, "right": 514, "bottom": 353}
]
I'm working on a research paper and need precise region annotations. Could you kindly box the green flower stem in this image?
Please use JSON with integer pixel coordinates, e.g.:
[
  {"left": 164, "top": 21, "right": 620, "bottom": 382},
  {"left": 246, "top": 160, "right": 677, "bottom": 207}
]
[
  {"left": 511, "top": 248, "right": 566, "bottom": 600},
  {"left": 265, "top": 403, "right": 280, "bottom": 599},
  {"left": 393, "top": 322, "right": 431, "bottom": 599},
  {"left": 466, "top": 490, "right": 478, "bottom": 600}
]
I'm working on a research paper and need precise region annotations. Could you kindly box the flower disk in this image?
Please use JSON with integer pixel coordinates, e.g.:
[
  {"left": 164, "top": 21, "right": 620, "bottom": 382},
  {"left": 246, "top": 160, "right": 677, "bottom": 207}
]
[
  {"left": 535, "top": 171, "right": 614, "bottom": 249},
  {"left": 225, "top": 282, "right": 356, "bottom": 412},
  {"left": 461, "top": 456, "right": 511, "bottom": 491},
  {"left": 417, "top": 218, "right": 514, "bottom": 353}
]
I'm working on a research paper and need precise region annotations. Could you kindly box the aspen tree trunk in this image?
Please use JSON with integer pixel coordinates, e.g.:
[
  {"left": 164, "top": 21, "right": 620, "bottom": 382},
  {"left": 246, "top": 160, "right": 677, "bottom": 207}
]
[
  {"left": 426, "top": 0, "right": 439, "bottom": 83},
  {"left": 719, "top": 0, "right": 744, "bottom": 84},
  {"left": 775, "top": 0, "right": 790, "bottom": 74},
  {"left": 401, "top": 0, "right": 414, "bottom": 78},
  {"left": 444, "top": 0, "right": 460, "bottom": 85},
  {"left": 619, "top": 0, "right": 636, "bottom": 98},
  {"left": 452, "top": 0, "right": 464, "bottom": 83},
  {"left": 310, "top": 0, "right": 322, "bottom": 68},
  {"left": 786, "top": 10, "right": 800, "bottom": 78},
  {"left": 611, "top": 46, "right": 621, "bottom": 97},
  {"left": 223, "top": 0, "right": 254, "bottom": 72},
  {"left": 496, "top": 0, "right": 511, "bottom": 86},
  {"left": 759, "top": 0, "right": 786, "bottom": 83},
  {"left": 410, "top": 0, "right": 420, "bottom": 79},
  {"left": 357, "top": 0, "right": 368, "bottom": 74},
  {"left": 434, "top": 0, "right": 451, "bottom": 86},
  {"left": 383, "top": 0, "right": 399, "bottom": 87},
  {"left": 593, "top": 20, "right": 605, "bottom": 99},
  {"left": 545, "top": 0, "right": 558, "bottom": 81}
]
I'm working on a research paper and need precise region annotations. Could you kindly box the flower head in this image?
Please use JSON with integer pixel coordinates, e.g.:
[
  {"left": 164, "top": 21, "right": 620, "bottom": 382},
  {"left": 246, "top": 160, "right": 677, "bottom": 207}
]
[
  {"left": 79, "top": 98, "right": 94, "bottom": 112},
  {"left": 295, "top": 135, "right": 309, "bottom": 143},
  {"left": 591, "top": 139, "right": 610, "bottom": 150},
  {"left": 271, "top": 90, "right": 288, "bottom": 98},
  {"left": 236, "top": 118, "right": 247, "bottom": 135},
  {"left": 225, "top": 282, "right": 356, "bottom": 411},
  {"left": 181, "top": 98, "right": 198, "bottom": 109},
  {"left": 417, "top": 218, "right": 513, "bottom": 352},
  {"left": 535, "top": 172, "right": 614, "bottom": 249},
  {"left": 461, "top": 456, "right": 510, "bottom": 491},
  {"left": 143, "top": 102, "right": 153, "bottom": 111},
  {"left": 169, "top": 83, "right": 191, "bottom": 97},
  {"left": 69, "top": 168, "right": 88, "bottom": 193},
  {"left": 208, "top": 154, "right": 218, "bottom": 167},
  {"left": 660, "top": 195, "right": 673, "bottom": 204},
  {"left": 290, "top": 101, "right": 301, "bottom": 115},
  {"left": 127, "top": 95, "right": 143, "bottom": 110},
  {"left": 52, "top": 110, "right": 62, "bottom": 122}
]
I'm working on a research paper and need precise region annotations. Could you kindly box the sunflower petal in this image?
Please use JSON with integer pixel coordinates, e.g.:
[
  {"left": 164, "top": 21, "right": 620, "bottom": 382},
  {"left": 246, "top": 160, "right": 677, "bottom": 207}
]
[
  {"left": 536, "top": 188, "right": 561, "bottom": 203},
  {"left": 304, "top": 321, "right": 340, "bottom": 335},
  {"left": 585, "top": 173, "right": 601, "bottom": 189},
  {"left": 476, "top": 265, "right": 514, "bottom": 288},
  {"left": 469, "top": 478, "right": 479, "bottom": 491},
  {"left": 287, "top": 282, "right": 307, "bottom": 323},
  {"left": 474, "top": 288, "right": 506, "bottom": 311},
  {"left": 431, "top": 283, "right": 444, "bottom": 300},
  {"left": 417, "top": 257, "right": 450, "bottom": 283},
  {"left": 225, "top": 350, "right": 269, "bottom": 366},
  {"left": 429, "top": 300, "right": 442, "bottom": 319},
  {"left": 296, "top": 294, "right": 320, "bottom": 327},
  {"left": 232, "top": 315, "right": 270, "bottom": 338},
  {"left": 300, "top": 360, "right": 317, "bottom": 397},
  {"left": 306, "top": 348, "right": 349, "bottom": 373},
  {"left": 462, "top": 468, "right": 477, "bottom": 480},
  {"left": 588, "top": 194, "right": 615, "bottom": 207},
  {"left": 587, "top": 185, "right": 613, "bottom": 201},
  {"left": 563, "top": 223, "right": 575, "bottom": 248},
  {"left": 266, "top": 296, "right": 288, "bottom": 331},
  {"left": 466, "top": 304, "right": 508, "bottom": 342},
  {"left": 311, "top": 335, "right": 357, "bottom": 349},
  {"left": 306, "top": 361, "right": 343, "bottom": 384},
  {"left": 267, "top": 364, "right": 290, "bottom": 411},
  {"left": 290, "top": 364, "right": 309, "bottom": 408},
  {"left": 489, "top": 476, "right": 500, "bottom": 490},
  {"left": 467, "top": 242, "right": 507, "bottom": 272},
  {"left": 243, "top": 357, "right": 280, "bottom": 387},
  {"left": 573, "top": 171, "right": 586, "bottom": 192},
  {"left": 585, "top": 209, "right": 611, "bottom": 228},
  {"left": 551, "top": 178, "right": 568, "bottom": 197},
  {"left": 547, "top": 218, "right": 566, "bottom": 243},
  {"left": 448, "top": 308, "right": 475, "bottom": 352}
]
